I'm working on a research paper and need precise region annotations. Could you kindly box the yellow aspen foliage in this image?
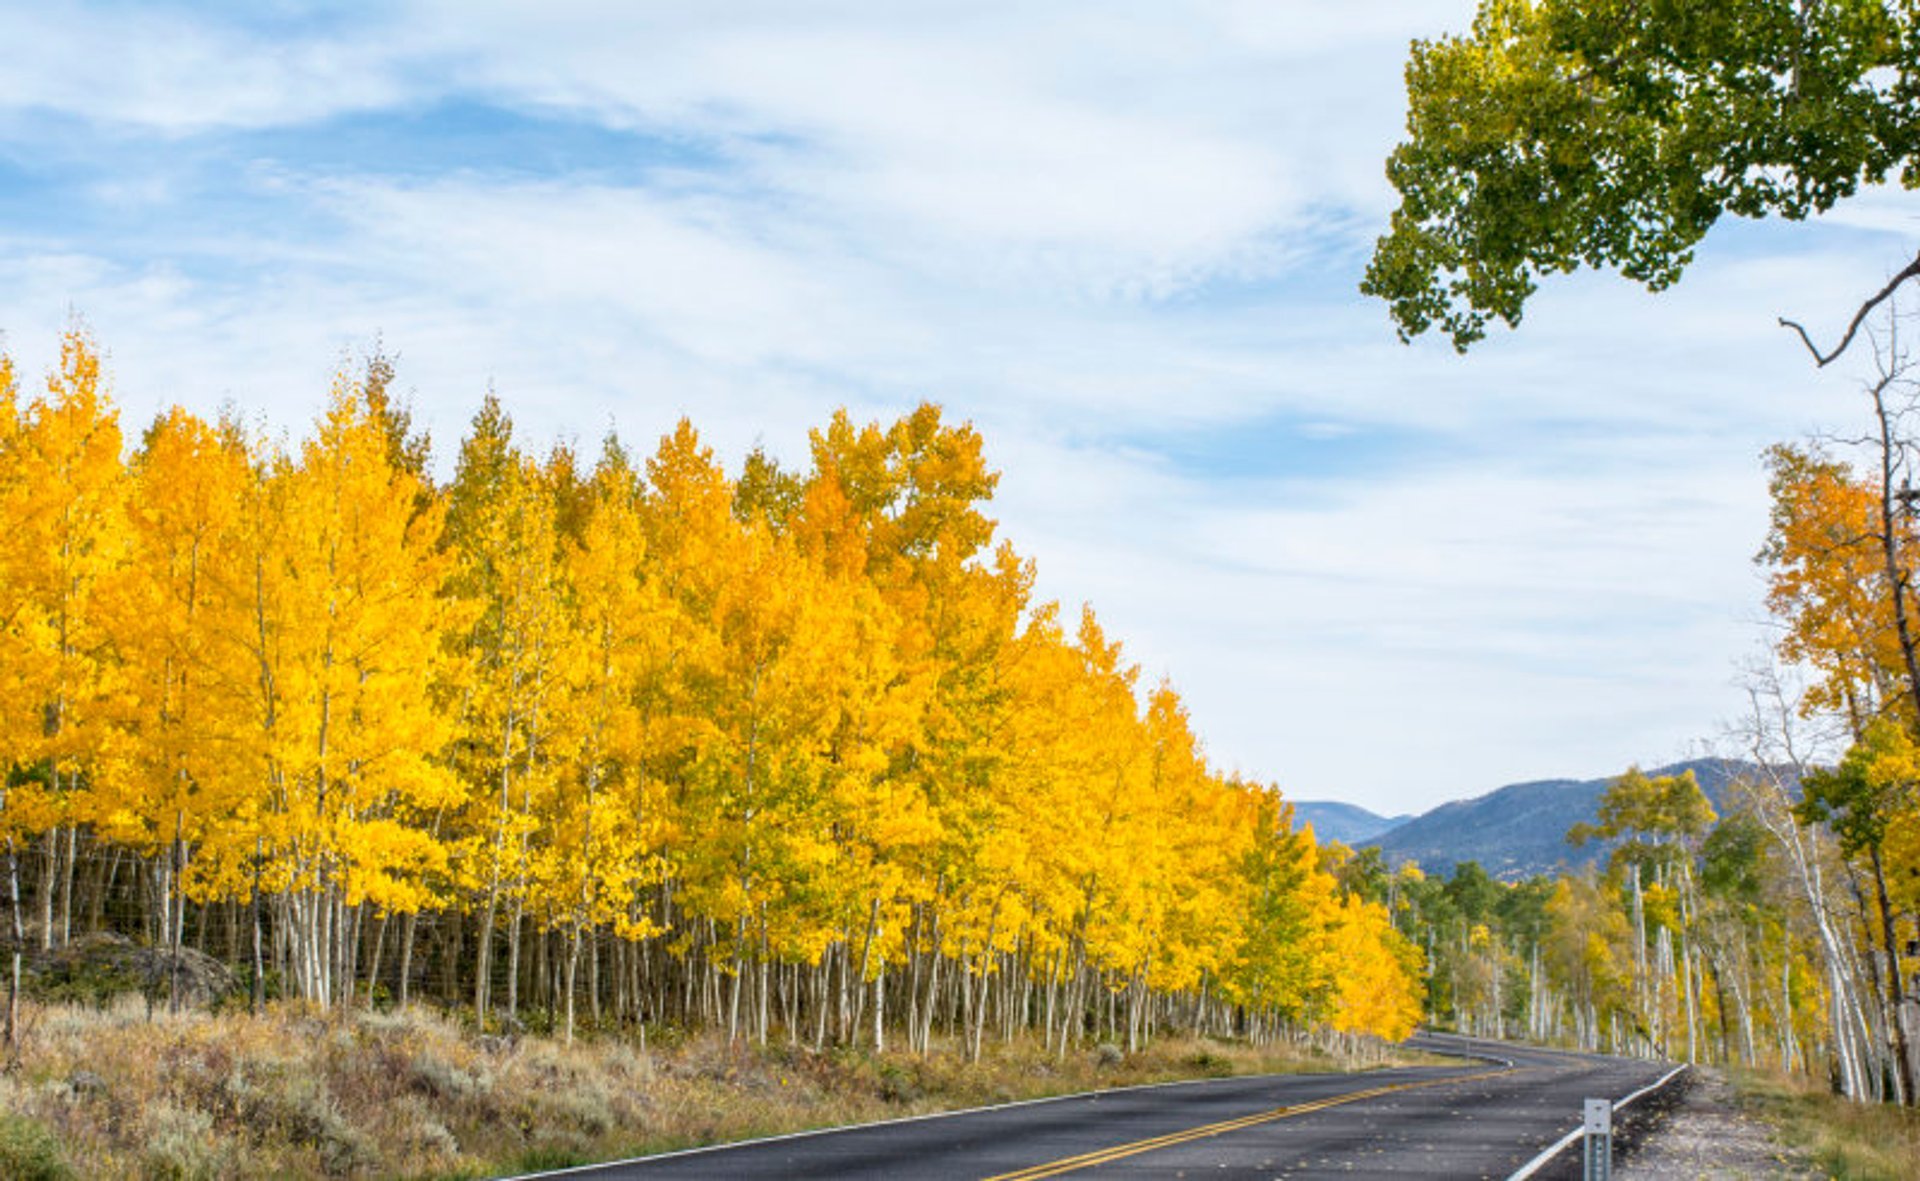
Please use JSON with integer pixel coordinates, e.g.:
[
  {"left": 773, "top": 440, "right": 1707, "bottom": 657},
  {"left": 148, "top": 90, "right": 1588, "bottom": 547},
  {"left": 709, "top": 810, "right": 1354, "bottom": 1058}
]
[
  {"left": 646, "top": 423, "right": 860, "bottom": 979},
  {"left": 0, "top": 331, "right": 129, "bottom": 902},
  {"left": 1543, "top": 877, "right": 1633, "bottom": 1024},
  {"left": 98, "top": 408, "right": 256, "bottom": 951},
  {"left": 0, "top": 350, "right": 27, "bottom": 789},
  {"left": 1138, "top": 685, "right": 1256, "bottom": 996},
  {"left": 537, "top": 451, "right": 675, "bottom": 974},
  {"left": 0, "top": 326, "right": 1431, "bottom": 1051},
  {"left": 445, "top": 396, "right": 570, "bottom": 1021},
  {"left": 249, "top": 373, "right": 460, "bottom": 1003},
  {"left": 1326, "top": 895, "right": 1423, "bottom": 1041}
]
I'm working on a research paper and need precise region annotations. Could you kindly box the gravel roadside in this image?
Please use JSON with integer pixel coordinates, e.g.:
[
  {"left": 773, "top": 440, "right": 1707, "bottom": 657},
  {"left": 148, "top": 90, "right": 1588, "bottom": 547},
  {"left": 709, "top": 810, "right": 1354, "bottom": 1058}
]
[{"left": 1613, "top": 1067, "right": 1822, "bottom": 1179}]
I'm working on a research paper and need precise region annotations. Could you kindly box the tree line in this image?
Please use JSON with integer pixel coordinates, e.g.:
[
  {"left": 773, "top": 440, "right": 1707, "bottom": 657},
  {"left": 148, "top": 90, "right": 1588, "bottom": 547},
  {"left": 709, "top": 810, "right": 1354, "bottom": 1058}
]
[{"left": 0, "top": 329, "right": 1422, "bottom": 1055}]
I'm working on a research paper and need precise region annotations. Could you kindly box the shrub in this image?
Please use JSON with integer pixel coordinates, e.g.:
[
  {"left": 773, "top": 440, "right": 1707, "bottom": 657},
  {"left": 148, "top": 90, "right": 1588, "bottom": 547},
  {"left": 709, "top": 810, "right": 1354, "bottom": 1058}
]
[
  {"left": 397, "top": 1098, "right": 460, "bottom": 1161},
  {"left": 537, "top": 1083, "right": 618, "bottom": 1136},
  {"left": 877, "top": 1062, "right": 921, "bottom": 1104},
  {"left": 140, "top": 1103, "right": 223, "bottom": 1181},
  {"left": 0, "top": 1113, "right": 72, "bottom": 1181},
  {"left": 411, "top": 1048, "right": 494, "bottom": 1102},
  {"left": 1184, "top": 1050, "right": 1232, "bottom": 1077}
]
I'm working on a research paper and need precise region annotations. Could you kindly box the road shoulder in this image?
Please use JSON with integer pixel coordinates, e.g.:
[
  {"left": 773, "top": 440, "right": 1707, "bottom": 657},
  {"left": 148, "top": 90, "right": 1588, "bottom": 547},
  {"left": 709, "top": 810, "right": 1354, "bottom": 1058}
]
[{"left": 1614, "top": 1068, "right": 1820, "bottom": 1179}]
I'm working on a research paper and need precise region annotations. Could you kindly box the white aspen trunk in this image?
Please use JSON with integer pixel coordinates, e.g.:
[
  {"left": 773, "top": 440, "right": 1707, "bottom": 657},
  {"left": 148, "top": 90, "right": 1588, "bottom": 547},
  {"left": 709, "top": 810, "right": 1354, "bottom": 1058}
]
[
  {"left": 565, "top": 928, "right": 581, "bottom": 1045},
  {"left": 6, "top": 837, "right": 24, "bottom": 1046},
  {"left": 58, "top": 824, "right": 76, "bottom": 949},
  {"left": 398, "top": 910, "right": 416, "bottom": 1009},
  {"left": 38, "top": 830, "right": 56, "bottom": 952}
]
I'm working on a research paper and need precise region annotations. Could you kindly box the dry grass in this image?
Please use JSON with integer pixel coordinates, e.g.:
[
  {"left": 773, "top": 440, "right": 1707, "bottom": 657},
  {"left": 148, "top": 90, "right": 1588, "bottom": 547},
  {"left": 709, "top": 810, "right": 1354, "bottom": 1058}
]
[
  {"left": 1730, "top": 1068, "right": 1920, "bottom": 1181},
  {"left": 0, "top": 998, "right": 1413, "bottom": 1179}
]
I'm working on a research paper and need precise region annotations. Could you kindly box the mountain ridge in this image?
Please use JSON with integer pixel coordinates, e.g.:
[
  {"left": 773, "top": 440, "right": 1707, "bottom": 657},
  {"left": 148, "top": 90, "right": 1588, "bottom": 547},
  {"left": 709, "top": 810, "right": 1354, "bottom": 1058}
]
[
  {"left": 1299, "top": 758, "right": 1779, "bottom": 881},
  {"left": 1288, "top": 800, "right": 1410, "bottom": 847}
]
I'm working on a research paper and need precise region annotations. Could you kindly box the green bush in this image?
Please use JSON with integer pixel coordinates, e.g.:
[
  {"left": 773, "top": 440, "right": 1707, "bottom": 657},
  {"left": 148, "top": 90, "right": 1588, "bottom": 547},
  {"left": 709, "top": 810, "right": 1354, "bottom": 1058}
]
[
  {"left": 30, "top": 957, "right": 141, "bottom": 1008},
  {"left": 0, "top": 1113, "right": 72, "bottom": 1181},
  {"left": 1184, "top": 1050, "right": 1232, "bottom": 1077}
]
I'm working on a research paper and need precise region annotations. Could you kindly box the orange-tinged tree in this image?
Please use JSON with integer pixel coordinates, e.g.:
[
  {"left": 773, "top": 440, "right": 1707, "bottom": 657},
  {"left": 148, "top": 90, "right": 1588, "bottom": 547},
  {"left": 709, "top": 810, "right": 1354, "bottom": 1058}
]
[{"left": 1760, "top": 443, "right": 1903, "bottom": 727}]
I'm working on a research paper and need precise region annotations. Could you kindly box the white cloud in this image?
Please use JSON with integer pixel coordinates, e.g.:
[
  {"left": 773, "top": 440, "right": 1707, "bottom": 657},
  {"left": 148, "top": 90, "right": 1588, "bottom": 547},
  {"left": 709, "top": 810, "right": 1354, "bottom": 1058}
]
[
  {"left": 0, "top": 3, "right": 409, "bottom": 133},
  {"left": 388, "top": 1, "right": 1480, "bottom": 293}
]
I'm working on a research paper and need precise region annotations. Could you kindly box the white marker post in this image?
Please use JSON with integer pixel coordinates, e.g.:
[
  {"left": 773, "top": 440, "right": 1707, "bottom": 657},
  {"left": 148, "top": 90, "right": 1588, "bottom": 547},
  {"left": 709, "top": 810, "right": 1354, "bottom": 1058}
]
[{"left": 1581, "top": 1099, "right": 1612, "bottom": 1181}]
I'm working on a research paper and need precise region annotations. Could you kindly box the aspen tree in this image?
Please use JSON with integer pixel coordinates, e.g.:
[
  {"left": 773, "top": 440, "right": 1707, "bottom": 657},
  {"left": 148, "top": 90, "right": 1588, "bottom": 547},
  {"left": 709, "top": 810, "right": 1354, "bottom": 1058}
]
[
  {"left": 447, "top": 397, "right": 568, "bottom": 1026},
  {"left": 259, "top": 373, "right": 458, "bottom": 1005},
  {"left": 0, "top": 350, "right": 26, "bottom": 1040},
  {"left": 539, "top": 448, "right": 676, "bottom": 1042},
  {"left": 104, "top": 408, "right": 252, "bottom": 1008},
  {"left": 4, "top": 330, "right": 127, "bottom": 955}
]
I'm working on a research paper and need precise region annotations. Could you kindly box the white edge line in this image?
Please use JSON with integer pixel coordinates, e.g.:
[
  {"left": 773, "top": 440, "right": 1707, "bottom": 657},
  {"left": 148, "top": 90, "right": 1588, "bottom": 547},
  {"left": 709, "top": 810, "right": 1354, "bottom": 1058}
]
[
  {"left": 504, "top": 1054, "right": 1485, "bottom": 1180},
  {"left": 1505, "top": 1063, "right": 1689, "bottom": 1181}
]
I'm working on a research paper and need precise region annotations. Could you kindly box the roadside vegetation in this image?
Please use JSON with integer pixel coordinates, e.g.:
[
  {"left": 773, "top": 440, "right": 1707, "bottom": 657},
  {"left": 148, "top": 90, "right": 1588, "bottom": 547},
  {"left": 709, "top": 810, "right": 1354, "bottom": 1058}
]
[
  {"left": 0, "top": 995, "right": 1407, "bottom": 1181},
  {"left": 1729, "top": 1069, "right": 1920, "bottom": 1181}
]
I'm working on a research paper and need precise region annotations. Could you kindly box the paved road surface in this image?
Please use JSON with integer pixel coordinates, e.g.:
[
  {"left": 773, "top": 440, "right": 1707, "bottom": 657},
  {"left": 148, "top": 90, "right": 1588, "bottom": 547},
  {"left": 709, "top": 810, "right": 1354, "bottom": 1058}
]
[{"left": 516, "top": 1033, "right": 1675, "bottom": 1180}]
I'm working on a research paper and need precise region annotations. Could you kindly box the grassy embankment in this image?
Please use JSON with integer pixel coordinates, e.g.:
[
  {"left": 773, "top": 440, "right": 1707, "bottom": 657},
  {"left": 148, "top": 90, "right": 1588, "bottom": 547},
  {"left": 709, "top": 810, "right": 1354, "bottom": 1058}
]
[
  {"left": 1730, "top": 1069, "right": 1920, "bottom": 1180},
  {"left": 0, "top": 997, "right": 1412, "bottom": 1180}
]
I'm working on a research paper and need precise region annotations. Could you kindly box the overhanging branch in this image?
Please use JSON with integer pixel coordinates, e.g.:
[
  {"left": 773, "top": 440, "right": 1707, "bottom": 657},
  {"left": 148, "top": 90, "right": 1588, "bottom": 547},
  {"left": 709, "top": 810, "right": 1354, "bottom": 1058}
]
[{"left": 1780, "top": 248, "right": 1920, "bottom": 367}]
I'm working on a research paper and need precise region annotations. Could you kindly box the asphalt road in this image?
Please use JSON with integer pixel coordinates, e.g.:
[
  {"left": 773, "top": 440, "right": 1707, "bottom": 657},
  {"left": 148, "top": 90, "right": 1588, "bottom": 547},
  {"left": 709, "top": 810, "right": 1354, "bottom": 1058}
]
[{"left": 515, "top": 1033, "right": 1677, "bottom": 1180}]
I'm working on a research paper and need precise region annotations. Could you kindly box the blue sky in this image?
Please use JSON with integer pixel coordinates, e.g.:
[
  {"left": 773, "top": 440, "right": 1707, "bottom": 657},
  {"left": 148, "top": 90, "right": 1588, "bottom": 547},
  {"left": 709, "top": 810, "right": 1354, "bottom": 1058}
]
[{"left": 0, "top": 0, "right": 1906, "bottom": 814}]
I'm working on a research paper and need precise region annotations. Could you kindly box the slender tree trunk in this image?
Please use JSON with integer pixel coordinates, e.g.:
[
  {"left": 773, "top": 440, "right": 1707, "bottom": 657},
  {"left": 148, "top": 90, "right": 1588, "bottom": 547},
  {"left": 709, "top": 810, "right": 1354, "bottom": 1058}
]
[
  {"left": 398, "top": 911, "right": 417, "bottom": 1009},
  {"left": 6, "top": 837, "right": 24, "bottom": 1048},
  {"left": 249, "top": 842, "right": 266, "bottom": 1016},
  {"left": 1869, "top": 846, "right": 1916, "bottom": 1103}
]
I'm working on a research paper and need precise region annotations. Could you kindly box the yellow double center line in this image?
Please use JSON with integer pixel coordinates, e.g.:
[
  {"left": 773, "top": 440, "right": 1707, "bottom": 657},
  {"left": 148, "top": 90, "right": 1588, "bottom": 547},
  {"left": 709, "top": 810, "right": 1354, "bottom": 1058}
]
[{"left": 983, "top": 1068, "right": 1515, "bottom": 1180}]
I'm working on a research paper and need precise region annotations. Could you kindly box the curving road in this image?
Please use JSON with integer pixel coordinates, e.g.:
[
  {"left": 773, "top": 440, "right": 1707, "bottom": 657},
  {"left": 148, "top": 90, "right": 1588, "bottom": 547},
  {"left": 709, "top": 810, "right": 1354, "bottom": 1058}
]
[{"left": 514, "top": 1033, "right": 1678, "bottom": 1180}]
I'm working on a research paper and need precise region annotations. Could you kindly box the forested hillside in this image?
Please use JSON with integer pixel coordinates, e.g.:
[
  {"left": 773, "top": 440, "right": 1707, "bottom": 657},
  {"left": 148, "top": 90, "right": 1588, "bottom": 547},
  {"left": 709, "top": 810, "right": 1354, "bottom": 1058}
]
[
  {"left": 0, "top": 329, "right": 1422, "bottom": 1060},
  {"left": 1374, "top": 756, "right": 1917, "bottom": 1105},
  {"left": 1371, "top": 759, "right": 1766, "bottom": 880}
]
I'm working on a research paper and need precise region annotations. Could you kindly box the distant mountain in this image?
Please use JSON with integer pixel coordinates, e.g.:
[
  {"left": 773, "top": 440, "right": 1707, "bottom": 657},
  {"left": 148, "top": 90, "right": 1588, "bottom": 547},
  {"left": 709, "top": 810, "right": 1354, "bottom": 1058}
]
[
  {"left": 1289, "top": 800, "right": 1411, "bottom": 847},
  {"left": 1367, "top": 758, "right": 1777, "bottom": 882}
]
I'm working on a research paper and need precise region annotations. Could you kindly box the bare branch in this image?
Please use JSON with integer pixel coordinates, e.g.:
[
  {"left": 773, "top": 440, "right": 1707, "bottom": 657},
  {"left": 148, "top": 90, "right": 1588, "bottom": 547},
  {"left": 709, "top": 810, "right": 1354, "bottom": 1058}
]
[{"left": 1779, "top": 248, "right": 1920, "bottom": 367}]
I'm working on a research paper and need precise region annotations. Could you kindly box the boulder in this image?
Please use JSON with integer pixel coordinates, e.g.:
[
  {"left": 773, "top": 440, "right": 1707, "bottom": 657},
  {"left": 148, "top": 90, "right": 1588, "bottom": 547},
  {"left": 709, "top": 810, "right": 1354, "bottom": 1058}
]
[{"left": 28, "top": 931, "right": 238, "bottom": 1009}]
